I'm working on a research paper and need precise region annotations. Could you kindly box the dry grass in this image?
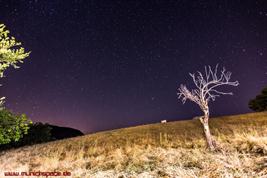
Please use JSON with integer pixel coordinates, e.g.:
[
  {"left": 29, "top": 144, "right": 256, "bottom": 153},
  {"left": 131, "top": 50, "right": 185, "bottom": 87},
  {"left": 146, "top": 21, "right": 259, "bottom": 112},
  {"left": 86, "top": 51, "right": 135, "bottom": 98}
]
[{"left": 0, "top": 112, "right": 267, "bottom": 177}]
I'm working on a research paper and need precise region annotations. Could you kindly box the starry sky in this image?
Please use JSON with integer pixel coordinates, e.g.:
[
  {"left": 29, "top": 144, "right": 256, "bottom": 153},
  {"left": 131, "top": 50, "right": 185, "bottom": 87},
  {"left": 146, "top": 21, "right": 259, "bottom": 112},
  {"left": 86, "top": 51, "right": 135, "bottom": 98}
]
[{"left": 0, "top": 0, "right": 267, "bottom": 133}]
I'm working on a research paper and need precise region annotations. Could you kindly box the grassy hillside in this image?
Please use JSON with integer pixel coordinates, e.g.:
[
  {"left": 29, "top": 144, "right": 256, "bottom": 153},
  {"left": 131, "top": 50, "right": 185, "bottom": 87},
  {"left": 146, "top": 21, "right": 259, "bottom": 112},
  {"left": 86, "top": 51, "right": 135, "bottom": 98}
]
[{"left": 1, "top": 112, "right": 267, "bottom": 177}]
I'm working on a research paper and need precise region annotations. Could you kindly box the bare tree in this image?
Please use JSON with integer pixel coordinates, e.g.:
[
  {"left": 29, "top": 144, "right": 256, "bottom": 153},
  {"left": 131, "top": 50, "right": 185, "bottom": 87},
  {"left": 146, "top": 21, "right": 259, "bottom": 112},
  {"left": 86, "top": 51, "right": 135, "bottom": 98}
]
[{"left": 177, "top": 65, "right": 239, "bottom": 150}]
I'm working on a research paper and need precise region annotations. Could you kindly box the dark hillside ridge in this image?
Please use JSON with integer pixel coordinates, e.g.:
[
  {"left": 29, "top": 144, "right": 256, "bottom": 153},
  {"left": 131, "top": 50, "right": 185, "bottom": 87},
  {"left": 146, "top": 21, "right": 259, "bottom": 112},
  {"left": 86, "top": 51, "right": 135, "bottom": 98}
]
[
  {"left": 49, "top": 124, "right": 84, "bottom": 140},
  {"left": 0, "top": 123, "right": 84, "bottom": 151}
]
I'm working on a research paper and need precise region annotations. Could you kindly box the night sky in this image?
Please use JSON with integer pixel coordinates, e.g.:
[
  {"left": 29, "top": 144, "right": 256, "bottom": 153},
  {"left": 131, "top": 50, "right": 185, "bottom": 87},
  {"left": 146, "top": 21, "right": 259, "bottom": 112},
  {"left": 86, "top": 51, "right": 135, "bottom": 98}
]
[{"left": 0, "top": 0, "right": 267, "bottom": 133}]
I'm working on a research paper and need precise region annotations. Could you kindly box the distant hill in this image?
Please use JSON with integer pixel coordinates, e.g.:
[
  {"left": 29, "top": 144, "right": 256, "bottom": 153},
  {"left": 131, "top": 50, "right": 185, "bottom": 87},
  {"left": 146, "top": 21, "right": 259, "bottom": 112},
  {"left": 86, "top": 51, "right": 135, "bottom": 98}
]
[
  {"left": 0, "top": 123, "right": 84, "bottom": 151},
  {"left": 49, "top": 124, "right": 84, "bottom": 140},
  {"left": 0, "top": 112, "right": 266, "bottom": 177}
]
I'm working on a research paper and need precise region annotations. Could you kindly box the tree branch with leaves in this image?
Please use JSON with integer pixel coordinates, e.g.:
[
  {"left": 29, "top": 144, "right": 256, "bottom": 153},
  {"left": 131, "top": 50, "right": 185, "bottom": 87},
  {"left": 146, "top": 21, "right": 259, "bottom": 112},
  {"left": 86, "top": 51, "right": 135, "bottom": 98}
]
[
  {"left": 0, "top": 24, "right": 31, "bottom": 145},
  {"left": 0, "top": 24, "right": 30, "bottom": 107}
]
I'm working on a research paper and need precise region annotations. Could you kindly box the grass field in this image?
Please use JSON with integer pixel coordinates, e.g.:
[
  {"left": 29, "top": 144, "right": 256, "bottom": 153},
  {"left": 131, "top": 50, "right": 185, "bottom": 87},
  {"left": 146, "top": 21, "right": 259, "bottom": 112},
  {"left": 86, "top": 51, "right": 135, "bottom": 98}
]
[{"left": 0, "top": 112, "right": 267, "bottom": 177}]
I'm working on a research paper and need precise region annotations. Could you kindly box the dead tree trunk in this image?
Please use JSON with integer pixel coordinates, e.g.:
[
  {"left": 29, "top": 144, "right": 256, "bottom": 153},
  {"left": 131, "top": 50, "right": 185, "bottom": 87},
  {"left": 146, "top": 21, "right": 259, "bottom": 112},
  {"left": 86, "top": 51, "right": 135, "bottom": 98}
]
[
  {"left": 200, "top": 108, "right": 215, "bottom": 151},
  {"left": 178, "top": 65, "right": 239, "bottom": 151}
]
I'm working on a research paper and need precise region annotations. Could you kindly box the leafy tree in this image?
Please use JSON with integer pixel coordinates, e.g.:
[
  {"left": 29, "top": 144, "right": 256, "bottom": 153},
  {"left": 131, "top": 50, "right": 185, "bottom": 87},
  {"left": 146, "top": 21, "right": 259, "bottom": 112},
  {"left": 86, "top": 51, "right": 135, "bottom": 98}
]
[
  {"left": 177, "top": 65, "right": 239, "bottom": 151},
  {"left": 0, "top": 24, "right": 30, "bottom": 145},
  {"left": 249, "top": 87, "right": 267, "bottom": 112},
  {"left": 0, "top": 109, "right": 31, "bottom": 145},
  {"left": 0, "top": 23, "right": 30, "bottom": 106},
  {"left": 0, "top": 122, "right": 52, "bottom": 150}
]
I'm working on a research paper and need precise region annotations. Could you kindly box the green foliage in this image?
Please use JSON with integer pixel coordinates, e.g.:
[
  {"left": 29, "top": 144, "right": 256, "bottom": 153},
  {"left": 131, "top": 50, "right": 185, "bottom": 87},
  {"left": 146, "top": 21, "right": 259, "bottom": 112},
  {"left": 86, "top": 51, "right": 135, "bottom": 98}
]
[
  {"left": 0, "top": 24, "right": 30, "bottom": 107},
  {"left": 0, "top": 24, "right": 30, "bottom": 145},
  {"left": 249, "top": 87, "right": 267, "bottom": 112},
  {"left": 0, "top": 24, "right": 30, "bottom": 76},
  {"left": 0, "top": 122, "right": 52, "bottom": 150},
  {"left": 0, "top": 109, "right": 32, "bottom": 145}
]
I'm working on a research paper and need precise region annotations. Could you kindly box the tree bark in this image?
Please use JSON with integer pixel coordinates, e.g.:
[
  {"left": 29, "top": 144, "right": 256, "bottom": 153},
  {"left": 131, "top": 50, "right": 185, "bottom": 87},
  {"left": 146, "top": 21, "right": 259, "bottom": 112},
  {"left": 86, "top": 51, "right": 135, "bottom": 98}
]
[{"left": 200, "top": 108, "right": 216, "bottom": 151}]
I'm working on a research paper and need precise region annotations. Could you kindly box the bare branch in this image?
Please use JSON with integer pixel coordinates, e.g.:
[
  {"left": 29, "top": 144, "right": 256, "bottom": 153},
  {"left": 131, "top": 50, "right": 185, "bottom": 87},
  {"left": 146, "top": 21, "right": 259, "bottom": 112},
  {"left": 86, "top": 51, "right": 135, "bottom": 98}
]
[
  {"left": 177, "top": 84, "right": 201, "bottom": 105},
  {"left": 177, "top": 65, "right": 239, "bottom": 109},
  {"left": 177, "top": 64, "right": 238, "bottom": 150}
]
